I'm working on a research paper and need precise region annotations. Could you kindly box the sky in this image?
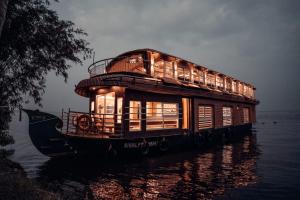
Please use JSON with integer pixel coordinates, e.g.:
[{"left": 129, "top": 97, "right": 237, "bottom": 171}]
[{"left": 32, "top": 0, "right": 300, "bottom": 113}]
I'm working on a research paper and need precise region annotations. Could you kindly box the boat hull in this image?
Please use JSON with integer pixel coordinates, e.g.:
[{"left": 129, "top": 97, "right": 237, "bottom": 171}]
[
  {"left": 24, "top": 109, "right": 252, "bottom": 157},
  {"left": 23, "top": 109, "right": 73, "bottom": 157}
]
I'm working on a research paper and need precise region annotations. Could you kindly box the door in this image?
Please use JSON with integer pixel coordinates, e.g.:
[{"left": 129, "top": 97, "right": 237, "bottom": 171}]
[{"left": 96, "top": 92, "right": 115, "bottom": 133}]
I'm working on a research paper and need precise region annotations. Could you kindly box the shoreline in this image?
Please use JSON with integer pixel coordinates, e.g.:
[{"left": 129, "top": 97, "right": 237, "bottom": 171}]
[{"left": 0, "top": 156, "right": 61, "bottom": 200}]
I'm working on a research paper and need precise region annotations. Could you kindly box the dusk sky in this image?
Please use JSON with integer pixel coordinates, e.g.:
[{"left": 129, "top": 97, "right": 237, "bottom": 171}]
[{"left": 30, "top": 0, "right": 300, "bottom": 113}]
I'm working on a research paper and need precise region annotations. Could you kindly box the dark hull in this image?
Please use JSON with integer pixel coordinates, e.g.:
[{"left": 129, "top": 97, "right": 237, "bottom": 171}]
[
  {"left": 65, "top": 124, "right": 253, "bottom": 157},
  {"left": 23, "top": 109, "right": 73, "bottom": 157},
  {"left": 24, "top": 109, "right": 252, "bottom": 157}
]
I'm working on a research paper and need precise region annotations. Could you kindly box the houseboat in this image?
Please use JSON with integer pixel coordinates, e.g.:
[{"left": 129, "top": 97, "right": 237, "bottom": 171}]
[{"left": 24, "top": 49, "right": 258, "bottom": 157}]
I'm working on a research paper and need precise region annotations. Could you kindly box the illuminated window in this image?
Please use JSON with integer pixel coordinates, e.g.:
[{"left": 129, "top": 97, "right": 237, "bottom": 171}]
[
  {"left": 232, "top": 81, "right": 237, "bottom": 93},
  {"left": 198, "top": 105, "right": 213, "bottom": 129},
  {"left": 216, "top": 76, "right": 224, "bottom": 88},
  {"left": 117, "top": 97, "right": 123, "bottom": 123},
  {"left": 243, "top": 108, "right": 250, "bottom": 123},
  {"left": 129, "top": 101, "right": 141, "bottom": 131},
  {"left": 164, "top": 61, "right": 174, "bottom": 78},
  {"left": 239, "top": 83, "right": 244, "bottom": 95},
  {"left": 226, "top": 79, "right": 231, "bottom": 91},
  {"left": 193, "top": 68, "right": 200, "bottom": 84},
  {"left": 146, "top": 102, "right": 178, "bottom": 130},
  {"left": 153, "top": 60, "right": 164, "bottom": 78},
  {"left": 96, "top": 92, "right": 115, "bottom": 133},
  {"left": 222, "top": 107, "right": 232, "bottom": 126},
  {"left": 90, "top": 101, "right": 95, "bottom": 112},
  {"left": 177, "top": 65, "right": 190, "bottom": 82},
  {"left": 199, "top": 70, "right": 205, "bottom": 84},
  {"left": 207, "top": 74, "right": 215, "bottom": 87}
]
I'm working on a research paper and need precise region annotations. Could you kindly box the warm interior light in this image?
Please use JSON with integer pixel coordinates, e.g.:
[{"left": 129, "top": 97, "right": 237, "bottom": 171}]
[{"left": 91, "top": 101, "right": 95, "bottom": 112}]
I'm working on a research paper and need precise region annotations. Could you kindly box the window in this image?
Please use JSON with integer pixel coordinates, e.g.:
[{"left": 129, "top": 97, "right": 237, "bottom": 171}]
[
  {"left": 153, "top": 60, "right": 164, "bottom": 78},
  {"left": 239, "top": 83, "right": 244, "bottom": 95},
  {"left": 193, "top": 68, "right": 200, "bottom": 84},
  {"left": 129, "top": 101, "right": 141, "bottom": 131},
  {"left": 232, "top": 81, "right": 237, "bottom": 93},
  {"left": 222, "top": 107, "right": 232, "bottom": 126},
  {"left": 193, "top": 68, "right": 204, "bottom": 84},
  {"left": 96, "top": 92, "right": 115, "bottom": 133},
  {"left": 207, "top": 74, "right": 215, "bottom": 87},
  {"left": 153, "top": 60, "right": 174, "bottom": 79},
  {"left": 164, "top": 61, "right": 174, "bottom": 78},
  {"left": 146, "top": 102, "right": 179, "bottom": 130},
  {"left": 117, "top": 97, "right": 123, "bottom": 123},
  {"left": 243, "top": 108, "right": 250, "bottom": 123},
  {"left": 199, "top": 70, "right": 205, "bottom": 84},
  {"left": 225, "top": 79, "right": 231, "bottom": 91},
  {"left": 198, "top": 105, "right": 213, "bottom": 129},
  {"left": 90, "top": 101, "right": 95, "bottom": 112},
  {"left": 216, "top": 76, "right": 224, "bottom": 88},
  {"left": 177, "top": 65, "right": 190, "bottom": 82}
]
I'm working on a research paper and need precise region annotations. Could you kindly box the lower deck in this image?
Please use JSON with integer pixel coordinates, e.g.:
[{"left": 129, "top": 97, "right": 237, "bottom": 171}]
[{"left": 61, "top": 87, "right": 256, "bottom": 140}]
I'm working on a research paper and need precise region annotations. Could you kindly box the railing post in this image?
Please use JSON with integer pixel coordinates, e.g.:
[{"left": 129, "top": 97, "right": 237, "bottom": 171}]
[
  {"left": 61, "top": 108, "right": 64, "bottom": 132},
  {"left": 66, "top": 108, "right": 70, "bottom": 134}
]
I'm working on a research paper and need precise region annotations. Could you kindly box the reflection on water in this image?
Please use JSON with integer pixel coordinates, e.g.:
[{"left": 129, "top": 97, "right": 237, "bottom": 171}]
[
  {"left": 8, "top": 111, "right": 300, "bottom": 199},
  {"left": 35, "top": 133, "right": 259, "bottom": 199}
]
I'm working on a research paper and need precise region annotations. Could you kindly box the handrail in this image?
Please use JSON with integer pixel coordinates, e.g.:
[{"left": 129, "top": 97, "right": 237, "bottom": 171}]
[{"left": 88, "top": 55, "right": 149, "bottom": 78}]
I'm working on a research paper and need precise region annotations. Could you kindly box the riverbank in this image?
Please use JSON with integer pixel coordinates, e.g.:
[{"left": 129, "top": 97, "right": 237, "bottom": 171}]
[{"left": 0, "top": 155, "right": 60, "bottom": 200}]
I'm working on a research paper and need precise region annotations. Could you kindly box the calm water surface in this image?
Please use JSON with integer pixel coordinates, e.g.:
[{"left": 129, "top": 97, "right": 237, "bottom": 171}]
[{"left": 7, "top": 111, "right": 300, "bottom": 199}]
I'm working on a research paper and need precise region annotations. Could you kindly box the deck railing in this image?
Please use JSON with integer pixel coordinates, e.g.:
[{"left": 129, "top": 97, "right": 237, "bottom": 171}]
[
  {"left": 88, "top": 56, "right": 148, "bottom": 77},
  {"left": 61, "top": 110, "right": 122, "bottom": 137},
  {"left": 87, "top": 56, "right": 256, "bottom": 100}
]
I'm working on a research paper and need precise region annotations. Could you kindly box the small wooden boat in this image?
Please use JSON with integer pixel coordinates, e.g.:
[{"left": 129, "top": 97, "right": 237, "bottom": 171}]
[{"left": 25, "top": 49, "right": 259, "bottom": 157}]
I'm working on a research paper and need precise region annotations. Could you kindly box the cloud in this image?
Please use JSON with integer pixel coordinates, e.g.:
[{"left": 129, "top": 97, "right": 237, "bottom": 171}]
[{"left": 42, "top": 0, "right": 300, "bottom": 112}]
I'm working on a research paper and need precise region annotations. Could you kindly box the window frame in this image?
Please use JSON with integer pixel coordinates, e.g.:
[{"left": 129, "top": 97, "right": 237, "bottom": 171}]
[
  {"left": 198, "top": 105, "right": 214, "bottom": 130},
  {"left": 222, "top": 106, "right": 233, "bottom": 126},
  {"left": 146, "top": 102, "right": 179, "bottom": 130}
]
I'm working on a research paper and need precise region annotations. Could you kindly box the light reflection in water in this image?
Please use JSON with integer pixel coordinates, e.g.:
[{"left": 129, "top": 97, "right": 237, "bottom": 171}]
[{"left": 36, "top": 132, "right": 259, "bottom": 199}]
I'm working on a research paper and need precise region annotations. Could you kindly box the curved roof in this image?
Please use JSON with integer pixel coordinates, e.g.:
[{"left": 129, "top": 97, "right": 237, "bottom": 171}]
[{"left": 108, "top": 48, "right": 254, "bottom": 88}]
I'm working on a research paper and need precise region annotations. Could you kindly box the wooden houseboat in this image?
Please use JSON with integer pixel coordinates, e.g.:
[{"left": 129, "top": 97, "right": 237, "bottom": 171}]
[{"left": 24, "top": 49, "right": 258, "bottom": 157}]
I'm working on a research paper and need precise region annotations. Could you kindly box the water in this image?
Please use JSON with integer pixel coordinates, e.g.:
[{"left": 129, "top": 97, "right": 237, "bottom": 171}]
[{"left": 7, "top": 111, "right": 300, "bottom": 199}]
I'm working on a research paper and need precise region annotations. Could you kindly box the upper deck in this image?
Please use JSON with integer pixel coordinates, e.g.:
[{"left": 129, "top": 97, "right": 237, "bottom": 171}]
[{"left": 86, "top": 49, "right": 256, "bottom": 100}]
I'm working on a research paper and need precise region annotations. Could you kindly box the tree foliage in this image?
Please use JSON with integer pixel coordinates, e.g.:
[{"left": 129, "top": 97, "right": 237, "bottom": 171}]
[
  {"left": 0, "top": 0, "right": 92, "bottom": 109},
  {"left": 0, "top": 0, "right": 92, "bottom": 148}
]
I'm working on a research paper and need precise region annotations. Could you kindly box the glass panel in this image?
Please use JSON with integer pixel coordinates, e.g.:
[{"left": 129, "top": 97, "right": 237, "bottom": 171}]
[
  {"left": 193, "top": 68, "right": 200, "bottom": 84},
  {"left": 177, "top": 65, "right": 190, "bottom": 82},
  {"left": 90, "top": 101, "right": 95, "bottom": 112},
  {"left": 216, "top": 76, "right": 224, "bottom": 88},
  {"left": 222, "top": 107, "right": 232, "bottom": 126},
  {"left": 243, "top": 108, "right": 250, "bottom": 123},
  {"left": 146, "top": 102, "right": 178, "bottom": 130},
  {"left": 117, "top": 97, "right": 123, "bottom": 123},
  {"left": 165, "top": 61, "right": 174, "bottom": 78},
  {"left": 198, "top": 106, "right": 213, "bottom": 129},
  {"left": 182, "top": 98, "right": 189, "bottom": 129},
  {"left": 207, "top": 74, "right": 215, "bottom": 86},
  {"left": 163, "top": 103, "right": 178, "bottom": 129},
  {"left": 96, "top": 92, "right": 115, "bottom": 133},
  {"left": 154, "top": 60, "right": 164, "bottom": 78},
  {"left": 232, "top": 81, "right": 237, "bottom": 93},
  {"left": 129, "top": 101, "right": 141, "bottom": 131},
  {"left": 199, "top": 70, "right": 204, "bottom": 84}
]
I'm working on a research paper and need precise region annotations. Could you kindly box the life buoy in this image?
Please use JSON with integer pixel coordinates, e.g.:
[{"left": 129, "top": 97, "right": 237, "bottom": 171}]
[
  {"left": 140, "top": 139, "right": 149, "bottom": 156},
  {"left": 159, "top": 137, "right": 169, "bottom": 152},
  {"left": 77, "top": 114, "right": 92, "bottom": 131}
]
